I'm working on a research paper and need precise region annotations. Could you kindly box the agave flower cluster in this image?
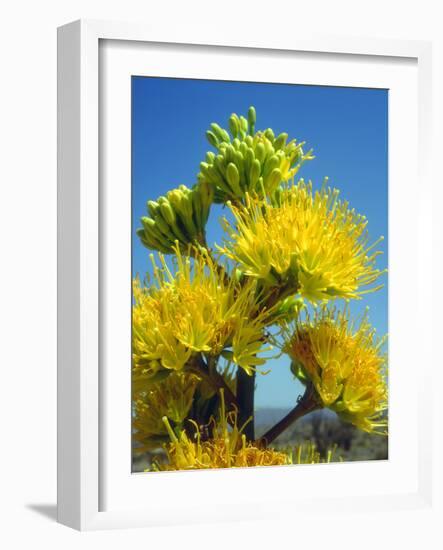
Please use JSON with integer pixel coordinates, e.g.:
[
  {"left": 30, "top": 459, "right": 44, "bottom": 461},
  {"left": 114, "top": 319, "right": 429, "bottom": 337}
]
[
  {"left": 132, "top": 246, "right": 273, "bottom": 391},
  {"left": 198, "top": 107, "right": 314, "bottom": 203},
  {"left": 133, "top": 372, "right": 199, "bottom": 452},
  {"left": 220, "top": 180, "right": 385, "bottom": 303},
  {"left": 133, "top": 106, "right": 388, "bottom": 471},
  {"left": 137, "top": 182, "right": 213, "bottom": 255},
  {"left": 152, "top": 391, "right": 336, "bottom": 471},
  {"left": 284, "top": 307, "right": 388, "bottom": 433}
]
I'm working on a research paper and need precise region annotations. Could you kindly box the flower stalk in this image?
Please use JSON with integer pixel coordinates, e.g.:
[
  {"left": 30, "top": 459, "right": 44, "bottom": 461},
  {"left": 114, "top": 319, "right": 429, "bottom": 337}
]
[
  {"left": 236, "top": 368, "right": 256, "bottom": 441},
  {"left": 258, "top": 384, "right": 321, "bottom": 446}
]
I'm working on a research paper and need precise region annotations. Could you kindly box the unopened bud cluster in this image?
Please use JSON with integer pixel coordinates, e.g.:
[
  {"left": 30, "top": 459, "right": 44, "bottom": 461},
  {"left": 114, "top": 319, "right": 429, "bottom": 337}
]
[
  {"left": 198, "top": 106, "right": 314, "bottom": 202},
  {"left": 136, "top": 182, "right": 213, "bottom": 254}
]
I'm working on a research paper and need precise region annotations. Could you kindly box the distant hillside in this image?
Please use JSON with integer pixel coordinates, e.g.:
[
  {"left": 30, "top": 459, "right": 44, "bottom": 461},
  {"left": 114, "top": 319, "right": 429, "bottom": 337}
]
[
  {"left": 254, "top": 407, "right": 387, "bottom": 462},
  {"left": 254, "top": 407, "right": 334, "bottom": 436},
  {"left": 133, "top": 407, "right": 387, "bottom": 472},
  {"left": 254, "top": 407, "right": 291, "bottom": 428}
]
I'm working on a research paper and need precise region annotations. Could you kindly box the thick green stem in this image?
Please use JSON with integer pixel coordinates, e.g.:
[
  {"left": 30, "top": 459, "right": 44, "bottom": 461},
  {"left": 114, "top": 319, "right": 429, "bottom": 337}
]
[
  {"left": 258, "top": 384, "right": 321, "bottom": 446},
  {"left": 236, "top": 368, "right": 255, "bottom": 441}
]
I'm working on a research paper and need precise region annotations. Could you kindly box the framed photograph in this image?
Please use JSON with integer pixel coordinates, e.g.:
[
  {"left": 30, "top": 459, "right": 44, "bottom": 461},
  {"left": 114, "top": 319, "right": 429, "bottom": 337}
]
[{"left": 57, "top": 19, "right": 433, "bottom": 531}]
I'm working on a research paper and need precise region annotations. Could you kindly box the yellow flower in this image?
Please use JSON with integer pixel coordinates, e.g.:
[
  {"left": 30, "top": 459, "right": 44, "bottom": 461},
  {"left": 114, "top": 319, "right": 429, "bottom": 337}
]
[
  {"left": 157, "top": 425, "right": 289, "bottom": 470},
  {"left": 133, "top": 372, "right": 199, "bottom": 453},
  {"left": 132, "top": 246, "right": 273, "bottom": 386},
  {"left": 151, "top": 391, "right": 339, "bottom": 470},
  {"left": 284, "top": 306, "right": 388, "bottom": 434},
  {"left": 219, "top": 180, "right": 386, "bottom": 303},
  {"left": 153, "top": 391, "right": 289, "bottom": 470}
]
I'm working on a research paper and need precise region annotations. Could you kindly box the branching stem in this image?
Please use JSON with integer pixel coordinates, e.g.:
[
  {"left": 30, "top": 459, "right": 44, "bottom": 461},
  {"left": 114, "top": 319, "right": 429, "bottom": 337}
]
[{"left": 258, "top": 384, "right": 321, "bottom": 446}]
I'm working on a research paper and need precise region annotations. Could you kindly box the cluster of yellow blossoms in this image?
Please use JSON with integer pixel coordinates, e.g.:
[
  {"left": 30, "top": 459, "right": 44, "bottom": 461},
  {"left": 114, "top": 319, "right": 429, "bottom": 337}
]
[
  {"left": 152, "top": 392, "right": 336, "bottom": 470},
  {"left": 133, "top": 372, "right": 199, "bottom": 452},
  {"left": 132, "top": 246, "right": 273, "bottom": 392},
  {"left": 284, "top": 307, "right": 387, "bottom": 433},
  {"left": 220, "top": 180, "right": 385, "bottom": 303}
]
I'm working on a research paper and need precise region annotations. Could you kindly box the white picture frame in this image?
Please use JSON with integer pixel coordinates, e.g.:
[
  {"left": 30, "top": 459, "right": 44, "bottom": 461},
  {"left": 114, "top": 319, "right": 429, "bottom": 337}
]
[{"left": 57, "top": 19, "right": 434, "bottom": 531}]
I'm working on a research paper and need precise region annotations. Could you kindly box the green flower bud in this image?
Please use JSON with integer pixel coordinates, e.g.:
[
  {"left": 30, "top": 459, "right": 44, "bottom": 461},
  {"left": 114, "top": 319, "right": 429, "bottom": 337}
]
[
  {"left": 274, "top": 132, "right": 288, "bottom": 150},
  {"left": 179, "top": 184, "right": 190, "bottom": 194},
  {"left": 240, "top": 141, "right": 249, "bottom": 158},
  {"left": 147, "top": 200, "right": 160, "bottom": 218},
  {"left": 141, "top": 216, "right": 156, "bottom": 231},
  {"left": 141, "top": 217, "right": 173, "bottom": 250},
  {"left": 166, "top": 189, "right": 184, "bottom": 214},
  {"left": 206, "top": 130, "right": 219, "bottom": 148},
  {"left": 248, "top": 106, "right": 256, "bottom": 135},
  {"left": 245, "top": 135, "right": 253, "bottom": 147},
  {"left": 263, "top": 154, "right": 280, "bottom": 178},
  {"left": 248, "top": 106, "right": 256, "bottom": 125},
  {"left": 196, "top": 180, "right": 214, "bottom": 225},
  {"left": 249, "top": 159, "right": 261, "bottom": 189},
  {"left": 245, "top": 147, "right": 255, "bottom": 164},
  {"left": 263, "top": 136, "right": 274, "bottom": 155},
  {"left": 244, "top": 147, "right": 254, "bottom": 174},
  {"left": 229, "top": 114, "right": 239, "bottom": 138},
  {"left": 191, "top": 186, "right": 203, "bottom": 231},
  {"left": 199, "top": 166, "right": 217, "bottom": 186},
  {"left": 157, "top": 196, "right": 169, "bottom": 208},
  {"left": 286, "top": 139, "right": 297, "bottom": 152},
  {"left": 255, "top": 142, "right": 266, "bottom": 163},
  {"left": 159, "top": 201, "right": 176, "bottom": 225},
  {"left": 226, "top": 162, "right": 241, "bottom": 195},
  {"left": 264, "top": 128, "right": 275, "bottom": 142},
  {"left": 266, "top": 167, "right": 282, "bottom": 192},
  {"left": 153, "top": 213, "right": 175, "bottom": 240},
  {"left": 239, "top": 116, "right": 248, "bottom": 135},
  {"left": 206, "top": 151, "right": 216, "bottom": 163},
  {"left": 137, "top": 226, "right": 169, "bottom": 254},
  {"left": 224, "top": 144, "right": 235, "bottom": 164},
  {"left": 214, "top": 154, "right": 226, "bottom": 173},
  {"left": 211, "top": 123, "right": 230, "bottom": 143},
  {"left": 210, "top": 164, "right": 232, "bottom": 195}
]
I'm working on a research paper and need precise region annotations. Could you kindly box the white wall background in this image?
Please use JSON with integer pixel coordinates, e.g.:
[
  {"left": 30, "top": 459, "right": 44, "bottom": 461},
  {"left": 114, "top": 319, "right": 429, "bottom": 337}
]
[{"left": 0, "top": 1, "right": 441, "bottom": 548}]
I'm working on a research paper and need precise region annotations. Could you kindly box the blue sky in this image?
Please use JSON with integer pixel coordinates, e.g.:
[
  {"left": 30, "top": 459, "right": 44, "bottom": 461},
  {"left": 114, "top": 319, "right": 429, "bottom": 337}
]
[{"left": 132, "top": 77, "right": 388, "bottom": 409}]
